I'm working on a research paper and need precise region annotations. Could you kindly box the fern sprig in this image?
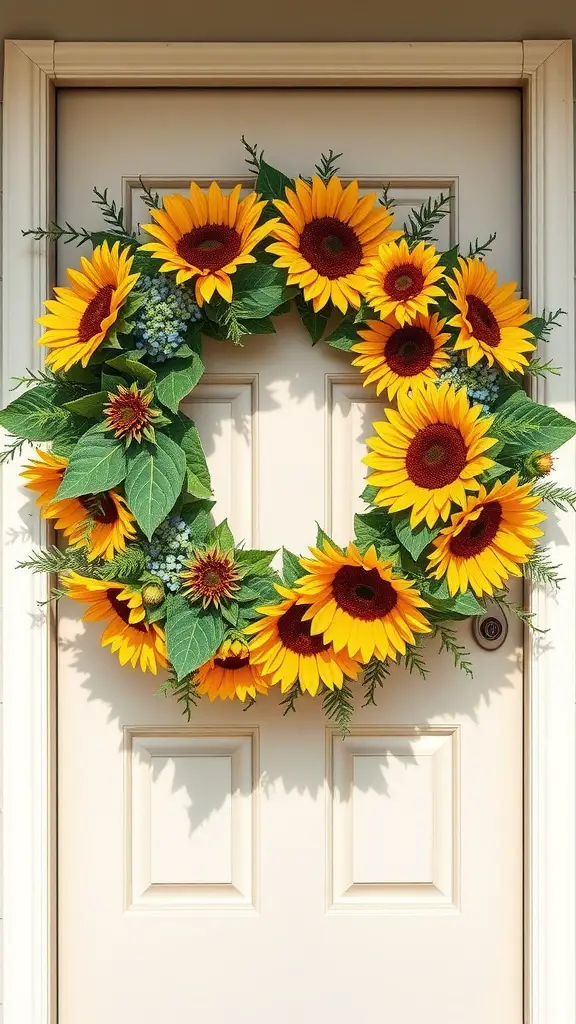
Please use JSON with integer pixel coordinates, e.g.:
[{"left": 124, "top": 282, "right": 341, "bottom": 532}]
[
  {"left": 492, "top": 593, "right": 547, "bottom": 634},
  {"left": 92, "top": 186, "right": 133, "bottom": 236},
  {"left": 241, "top": 136, "right": 263, "bottom": 176},
  {"left": 468, "top": 232, "right": 497, "bottom": 259},
  {"left": 97, "top": 545, "right": 148, "bottom": 582},
  {"left": 315, "top": 150, "right": 343, "bottom": 183},
  {"left": 379, "top": 183, "right": 396, "bottom": 209},
  {"left": 323, "top": 681, "right": 355, "bottom": 737},
  {"left": 404, "top": 192, "right": 451, "bottom": 245},
  {"left": 138, "top": 176, "right": 161, "bottom": 210},
  {"left": 533, "top": 482, "right": 576, "bottom": 512},
  {"left": 525, "top": 357, "right": 561, "bottom": 378},
  {"left": 362, "top": 656, "right": 391, "bottom": 706},
  {"left": 403, "top": 636, "right": 429, "bottom": 679},
  {"left": 16, "top": 544, "right": 92, "bottom": 576},
  {"left": 538, "top": 308, "right": 566, "bottom": 342},
  {"left": 279, "top": 682, "right": 301, "bottom": 715},
  {"left": 0, "top": 436, "right": 31, "bottom": 465},
  {"left": 22, "top": 221, "right": 94, "bottom": 247},
  {"left": 432, "top": 623, "right": 474, "bottom": 677},
  {"left": 524, "top": 546, "right": 563, "bottom": 589},
  {"left": 157, "top": 671, "right": 201, "bottom": 721}
]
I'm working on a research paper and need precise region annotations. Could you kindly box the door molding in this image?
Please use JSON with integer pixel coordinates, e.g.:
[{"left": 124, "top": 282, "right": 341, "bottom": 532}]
[{"left": 2, "top": 38, "right": 574, "bottom": 1024}]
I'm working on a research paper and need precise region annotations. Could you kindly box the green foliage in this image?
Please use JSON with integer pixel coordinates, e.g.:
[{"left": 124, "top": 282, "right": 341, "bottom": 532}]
[
  {"left": 323, "top": 682, "right": 355, "bottom": 738},
  {"left": 157, "top": 669, "right": 201, "bottom": 721},
  {"left": 379, "top": 183, "right": 395, "bottom": 209},
  {"left": 98, "top": 545, "right": 148, "bottom": 582},
  {"left": 362, "top": 657, "right": 391, "bottom": 707},
  {"left": 180, "top": 498, "right": 215, "bottom": 542},
  {"left": 423, "top": 578, "right": 486, "bottom": 617},
  {"left": 525, "top": 308, "right": 565, "bottom": 342},
  {"left": 138, "top": 176, "right": 160, "bottom": 210},
  {"left": 315, "top": 150, "right": 342, "bottom": 183},
  {"left": 16, "top": 544, "right": 92, "bottom": 577},
  {"left": 169, "top": 412, "right": 212, "bottom": 499},
  {"left": 393, "top": 515, "right": 440, "bottom": 560},
  {"left": 91, "top": 186, "right": 133, "bottom": 237},
  {"left": 56, "top": 426, "right": 127, "bottom": 498},
  {"left": 124, "top": 433, "right": 187, "bottom": 540},
  {"left": 360, "top": 484, "right": 379, "bottom": 504},
  {"left": 524, "top": 546, "right": 563, "bottom": 589},
  {"left": 0, "top": 383, "right": 77, "bottom": 441},
  {"left": 404, "top": 192, "right": 451, "bottom": 245},
  {"left": 165, "top": 595, "right": 225, "bottom": 680},
  {"left": 533, "top": 481, "right": 576, "bottom": 512},
  {"left": 279, "top": 683, "right": 301, "bottom": 716},
  {"left": 23, "top": 186, "right": 136, "bottom": 248},
  {"left": 63, "top": 391, "right": 108, "bottom": 418},
  {"left": 524, "top": 358, "right": 561, "bottom": 378},
  {"left": 315, "top": 523, "right": 343, "bottom": 553},
  {"left": 205, "top": 519, "right": 235, "bottom": 552},
  {"left": 467, "top": 233, "right": 497, "bottom": 259},
  {"left": 325, "top": 313, "right": 361, "bottom": 352},
  {"left": 0, "top": 436, "right": 30, "bottom": 465},
  {"left": 105, "top": 353, "right": 157, "bottom": 383},
  {"left": 236, "top": 548, "right": 278, "bottom": 577},
  {"left": 155, "top": 351, "right": 204, "bottom": 413},
  {"left": 403, "top": 636, "right": 429, "bottom": 679},
  {"left": 492, "top": 390, "right": 576, "bottom": 457},
  {"left": 241, "top": 136, "right": 263, "bottom": 176},
  {"left": 256, "top": 159, "right": 294, "bottom": 202},
  {"left": 431, "top": 624, "right": 474, "bottom": 677},
  {"left": 282, "top": 548, "right": 303, "bottom": 587},
  {"left": 209, "top": 265, "right": 294, "bottom": 323},
  {"left": 492, "top": 593, "right": 547, "bottom": 634},
  {"left": 295, "top": 294, "right": 330, "bottom": 344}
]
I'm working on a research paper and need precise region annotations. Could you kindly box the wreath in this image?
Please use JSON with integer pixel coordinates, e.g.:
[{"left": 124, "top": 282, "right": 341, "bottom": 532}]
[{"left": 3, "top": 141, "right": 575, "bottom": 732}]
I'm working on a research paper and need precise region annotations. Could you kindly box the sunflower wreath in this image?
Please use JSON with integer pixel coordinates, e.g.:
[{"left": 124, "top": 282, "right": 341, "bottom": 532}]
[{"left": 2, "top": 141, "right": 576, "bottom": 732}]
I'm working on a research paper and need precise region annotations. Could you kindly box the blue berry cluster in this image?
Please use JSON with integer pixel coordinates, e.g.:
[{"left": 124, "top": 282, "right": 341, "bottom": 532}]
[
  {"left": 143, "top": 516, "right": 195, "bottom": 593},
  {"left": 438, "top": 353, "right": 500, "bottom": 414},
  {"left": 133, "top": 275, "right": 202, "bottom": 362}
]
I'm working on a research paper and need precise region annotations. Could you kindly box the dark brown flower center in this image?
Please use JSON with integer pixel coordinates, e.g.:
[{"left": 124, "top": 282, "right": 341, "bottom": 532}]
[
  {"left": 299, "top": 217, "right": 363, "bottom": 279},
  {"left": 384, "top": 325, "right": 436, "bottom": 376},
  {"left": 384, "top": 264, "right": 425, "bottom": 302},
  {"left": 466, "top": 294, "right": 501, "bottom": 347},
  {"left": 277, "top": 603, "right": 328, "bottom": 655},
  {"left": 449, "top": 501, "right": 503, "bottom": 558},
  {"left": 406, "top": 423, "right": 468, "bottom": 489},
  {"left": 332, "top": 565, "right": 397, "bottom": 620},
  {"left": 107, "top": 590, "right": 147, "bottom": 631},
  {"left": 78, "top": 284, "right": 114, "bottom": 344},
  {"left": 214, "top": 655, "right": 250, "bottom": 670},
  {"left": 80, "top": 491, "right": 118, "bottom": 525},
  {"left": 176, "top": 224, "right": 242, "bottom": 272}
]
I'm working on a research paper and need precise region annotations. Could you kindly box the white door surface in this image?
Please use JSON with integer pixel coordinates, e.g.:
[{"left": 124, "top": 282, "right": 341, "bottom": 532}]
[{"left": 56, "top": 88, "right": 523, "bottom": 1023}]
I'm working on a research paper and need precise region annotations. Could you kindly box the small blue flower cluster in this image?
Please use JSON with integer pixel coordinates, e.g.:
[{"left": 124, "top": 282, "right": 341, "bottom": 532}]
[
  {"left": 133, "top": 275, "right": 202, "bottom": 362},
  {"left": 143, "top": 516, "right": 194, "bottom": 593},
  {"left": 438, "top": 353, "right": 500, "bottom": 414}
]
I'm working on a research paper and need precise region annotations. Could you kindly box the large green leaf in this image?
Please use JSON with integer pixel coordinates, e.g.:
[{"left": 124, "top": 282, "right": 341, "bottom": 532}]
[
  {"left": 165, "top": 596, "right": 225, "bottom": 680},
  {"left": 224, "top": 265, "right": 293, "bottom": 320},
  {"left": 63, "top": 391, "right": 108, "bottom": 418},
  {"left": 124, "top": 433, "right": 186, "bottom": 540},
  {"left": 354, "top": 508, "right": 396, "bottom": 553},
  {"left": 493, "top": 390, "right": 576, "bottom": 456},
  {"left": 236, "top": 548, "right": 278, "bottom": 577},
  {"left": 55, "top": 425, "right": 126, "bottom": 498},
  {"left": 0, "top": 384, "right": 74, "bottom": 441},
  {"left": 255, "top": 158, "right": 294, "bottom": 201},
  {"left": 295, "top": 294, "right": 330, "bottom": 344},
  {"left": 325, "top": 314, "right": 361, "bottom": 352},
  {"left": 169, "top": 412, "right": 212, "bottom": 499},
  {"left": 105, "top": 354, "right": 156, "bottom": 382},
  {"left": 155, "top": 351, "right": 204, "bottom": 413},
  {"left": 180, "top": 498, "right": 215, "bottom": 542},
  {"left": 422, "top": 578, "right": 486, "bottom": 617},
  {"left": 205, "top": 519, "right": 235, "bottom": 552},
  {"left": 282, "top": 548, "right": 303, "bottom": 587},
  {"left": 393, "top": 514, "right": 441, "bottom": 560}
]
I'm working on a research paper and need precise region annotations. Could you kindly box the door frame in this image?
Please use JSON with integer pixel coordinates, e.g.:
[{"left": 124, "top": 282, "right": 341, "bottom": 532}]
[{"left": 2, "top": 38, "right": 574, "bottom": 1024}]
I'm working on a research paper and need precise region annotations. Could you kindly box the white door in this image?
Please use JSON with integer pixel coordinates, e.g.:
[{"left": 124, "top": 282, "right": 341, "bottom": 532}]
[{"left": 56, "top": 87, "right": 523, "bottom": 1023}]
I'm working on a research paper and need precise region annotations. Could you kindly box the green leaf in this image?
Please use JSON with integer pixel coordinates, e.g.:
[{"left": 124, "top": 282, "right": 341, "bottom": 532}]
[
  {"left": 221, "top": 601, "right": 240, "bottom": 627},
  {"left": 165, "top": 596, "right": 224, "bottom": 680},
  {"left": 63, "top": 391, "right": 107, "bottom": 418},
  {"left": 155, "top": 351, "right": 204, "bottom": 413},
  {"left": 295, "top": 294, "right": 330, "bottom": 344},
  {"left": 55, "top": 425, "right": 126, "bottom": 498},
  {"left": 180, "top": 498, "right": 215, "bottom": 542},
  {"left": 360, "top": 483, "right": 380, "bottom": 504},
  {"left": 101, "top": 371, "right": 125, "bottom": 392},
  {"left": 354, "top": 508, "right": 396, "bottom": 552},
  {"left": 146, "top": 601, "right": 167, "bottom": 625},
  {"left": 493, "top": 390, "right": 576, "bottom": 456},
  {"left": 438, "top": 245, "right": 460, "bottom": 273},
  {"left": 169, "top": 412, "right": 212, "bottom": 499},
  {"left": 255, "top": 158, "right": 294, "bottom": 201},
  {"left": 205, "top": 519, "right": 235, "bottom": 552},
  {"left": 282, "top": 548, "right": 303, "bottom": 586},
  {"left": 0, "top": 384, "right": 74, "bottom": 441},
  {"left": 423, "top": 578, "right": 486, "bottom": 616},
  {"left": 393, "top": 514, "right": 441, "bottom": 560},
  {"left": 236, "top": 548, "right": 277, "bottom": 576},
  {"left": 236, "top": 584, "right": 261, "bottom": 603},
  {"left": 325, "top": 314, "right": 362, "bottom": 352},
  {"left": 479, "top": 462, "right": 510, "bottom": 484},
  {"left": 105, "top": 354, "right": 156, "bottom": 382},
  {"left": 124, "top": 433, "right": 186, "bottom": 540},
  {"left": 315, "top": 523, "right": 343, "bottom": 553},
  {"left": 230, "top": 265, "right": 292, "bottom": 319}
]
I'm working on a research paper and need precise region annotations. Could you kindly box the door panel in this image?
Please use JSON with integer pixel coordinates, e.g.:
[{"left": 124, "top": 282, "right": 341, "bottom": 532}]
[{"left": 56, "top": 87, "right": 523, "bottom": 1023}]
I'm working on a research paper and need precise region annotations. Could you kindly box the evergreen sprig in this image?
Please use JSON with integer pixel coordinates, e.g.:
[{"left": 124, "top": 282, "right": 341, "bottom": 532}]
[
  {"left": 279, "top": 682, "right": 301, "bottom": 715},
  {"left": 16, "top": 545, "right": 92, "bottom": 576},
  {"left": 492, "top": 593, "right": 547, "bottom": 634},
  {"left": 362, "top": 656, "right": 390, "bottom": 707},
  {"left": 323, "top": 681, "right": 355, "bottom": 737},
  {"left": 222, "top": 305, "right": 249, "bottom": 345},
  {"left": 524, "top": 546, "right": 563, "bottom": 589},
  {"left": 92, "top": 186, "right": 133, "bottom": 237},
  {"left": 533, "top": 481, "right": 576, "bottom": 512},
  {"left": 404, "top": 192, "right": 451, "bottom": 245},
  {"left": 403, "top": 637, "right": 429, "bottom": 679},
  {"left": 432, "top": 624, "right": 474, "bottom": 677},
  {"left": 525, "top": 357, "right": 561, "bottom": 378},
  {"left": 98, "top": 546, "right": 148, "bottom": 582},
  {"left": 138, "top": 177, "right": 161, "bottom": 210},
  {"left": 0, "top": 436, "right": 30, "bottom": 465},
  {"left": 468, "top": 232, "right": 497, "bottom": 259},
  {"left": 157, "top": 671, "right": 201, "bottom": 721},
  {"left": 538, "top": 308, "right": 566, "bottom": 342},
  {"left": 23, "top": 221, "right": 94, "bottom": 247},
  {"left": 315, "top": 150, "right": 343, "bottom": 183},
  {"left": 379, "top": 183, "right": 395, "bottom": 209},
  {"left": 241, "top": 136, "right": 263, "bottom": 176}
]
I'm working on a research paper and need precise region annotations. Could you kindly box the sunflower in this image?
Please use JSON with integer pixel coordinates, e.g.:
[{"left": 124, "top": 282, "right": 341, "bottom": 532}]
[
  {"left": 139, "top": 181, "right": 275, "bottom": 306},
  {"left": 363, "top": 382, "right": 498, "bottom": 528},
  {"left": 179, "top": 546, "right": 241, "bottom": 608},
  {"left": 358, "top": 238, "right": 445, "bottom": 325},
  {"left": 21, "top": 449, "right": 136, "bottom": 561},
  {"left": 351, "top": 311, "right": 451, "bottom": 399},
  {"left": 62, "top": 572, "right": 167, "bottom": 674},
  {"left": 245, "top": 585, "right": 361, "bottom": 696},
  {"left": 427, "top": 475, "right": 546, "bottom": 597},
  {"left": 37, "top": 241, "right": 139, "bottom": 371},
  {"left": 103, "top": 383, "right": 161, "bottom": 445},
  {"left": 266, "top": 176, "right": 401, "bottom": 314},
  {"left": 447, "top": 257, "right": 535, "bottom": 373},
  {"left": 195, "top": 638, "right": 270, "bottom": 702},
  {"left": 294, "top": 541, "right": 431, "bottom": 665}
]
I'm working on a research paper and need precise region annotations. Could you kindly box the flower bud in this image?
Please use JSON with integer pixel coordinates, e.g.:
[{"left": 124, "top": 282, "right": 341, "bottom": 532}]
[
  {"left": 525, "top": 451, "right": 554, "bottom": 478},
  {"left": 141, "top": 580, "right": 166, "bottom": 610}
]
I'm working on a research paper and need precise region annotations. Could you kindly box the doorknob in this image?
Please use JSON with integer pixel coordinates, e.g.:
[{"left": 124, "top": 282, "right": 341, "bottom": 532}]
[{"left": 472, "top": 604, "right": 508, "bottom": 650}]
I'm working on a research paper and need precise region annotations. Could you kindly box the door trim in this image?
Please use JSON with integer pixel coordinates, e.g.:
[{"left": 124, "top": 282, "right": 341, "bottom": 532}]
[{"left": 2, "top": 38, "right": 574, "bottom": 1024}]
